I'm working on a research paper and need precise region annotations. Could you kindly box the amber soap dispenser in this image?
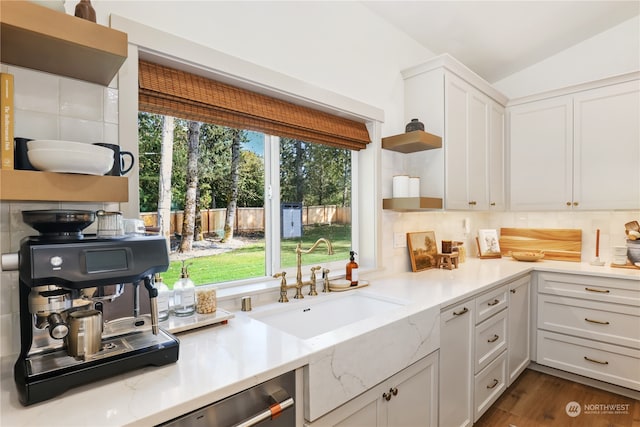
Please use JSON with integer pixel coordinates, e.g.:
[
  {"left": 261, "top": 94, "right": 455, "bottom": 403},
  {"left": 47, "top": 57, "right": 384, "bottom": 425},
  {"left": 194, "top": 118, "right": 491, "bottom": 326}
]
[{"left": 346, "top": 250, "right": 359, "bottom": 286}]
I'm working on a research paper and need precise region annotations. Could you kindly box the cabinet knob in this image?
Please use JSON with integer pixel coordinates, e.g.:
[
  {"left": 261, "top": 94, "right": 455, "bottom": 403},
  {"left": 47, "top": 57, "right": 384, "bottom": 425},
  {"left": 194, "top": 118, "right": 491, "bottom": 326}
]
[
  {"left": 383, "top": 391, "right": 392, "bottom": 401},
  {"left": 391, "top": 387, "right": 398, "bottom": 396},
  {"left": 566, "top": 201, "right": 572, "bottom": 207},
  {"left": 468, "top": 201, "right": 477, "bottom": 206},
  {"left": 490, "top": 202, "right": 496, "bottom": 206},
  {"left": 573, "top": 201, "right": 579, "bottom": 207}
]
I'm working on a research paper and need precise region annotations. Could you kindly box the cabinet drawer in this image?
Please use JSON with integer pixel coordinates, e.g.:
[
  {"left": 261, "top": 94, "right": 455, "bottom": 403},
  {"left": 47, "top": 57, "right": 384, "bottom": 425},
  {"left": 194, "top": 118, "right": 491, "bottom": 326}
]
[
  {"left": 473, "top": 350, "right": 507, "bottom": 422},
  {"left": 475, "top": 285, "right": 508, "bottom": 324},
  {"left": 537, "top": 272, "right": 640, "bottom": 306},
  {"left": 538, "top": 294, "right": 640, "bottom": 349},
  {"left": 537, "top": 330, "right": 640, "bottom": 391},
  {"left": 475, "top": 309, "right": 508, "bottom": 373}
]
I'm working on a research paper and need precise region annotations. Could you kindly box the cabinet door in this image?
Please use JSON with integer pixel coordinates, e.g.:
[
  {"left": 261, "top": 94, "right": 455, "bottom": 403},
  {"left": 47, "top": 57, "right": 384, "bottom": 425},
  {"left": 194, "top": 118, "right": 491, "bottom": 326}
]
[
  {"left": 445, "top": 73, "right": 471, "bottom": 210},
  {"left": 509, "top": 96, "right": 573, "bottom": 210},
  {"left": 440, "top": 302, "right": 474, "bottom": 427},
  {"left": 445, "top": 73, "right": 490, "bottom": 210},
  {"left": 573, "top": 79, "right": 640, "bottom": 210},
  {"left": 467, "top": 90, "right": 490, "bottom": 210},
  {"left": 488, "top": 101, "right": 505, "bottom": 210},
  {"left": 507, "top": 276, "right": 530, "bottom": 385},
  {"left": 385, "top": 351, "right": 438, "bottom": 427}
]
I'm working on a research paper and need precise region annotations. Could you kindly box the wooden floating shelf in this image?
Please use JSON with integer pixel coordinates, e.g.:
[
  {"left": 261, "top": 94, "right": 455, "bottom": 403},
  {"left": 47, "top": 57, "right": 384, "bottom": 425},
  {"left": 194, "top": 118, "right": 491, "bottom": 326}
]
[
  {"left": 0, "top": 1, "right": 127, "bottom": 86},
  {"left": 382, "top": 131, "right": 442, "bottom": 153},
  {"left": 0, "top": 170, "right": 128, "bottom": 202},
  {"left": 382, "top": 197, "right": 443, "bottom": 211}
]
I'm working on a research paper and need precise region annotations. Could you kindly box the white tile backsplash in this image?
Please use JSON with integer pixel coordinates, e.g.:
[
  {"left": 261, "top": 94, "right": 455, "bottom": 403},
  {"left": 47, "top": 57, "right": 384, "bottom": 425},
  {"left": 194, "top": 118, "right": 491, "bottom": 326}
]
[
  {"left": 0, "top": 64, "right": 120, "bottom": 358},
  {"left": 59, "top": 78, "right": 104, "bottom": 121},
  {"left": 10, "top": 66, "right": 59, "bottom": 114}
]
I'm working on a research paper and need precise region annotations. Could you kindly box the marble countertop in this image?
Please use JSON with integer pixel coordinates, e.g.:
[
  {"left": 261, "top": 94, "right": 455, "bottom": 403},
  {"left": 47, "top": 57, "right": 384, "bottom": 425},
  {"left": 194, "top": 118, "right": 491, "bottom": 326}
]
[{"left": 1, "top": 259, "right": 637, "bottom": 426}]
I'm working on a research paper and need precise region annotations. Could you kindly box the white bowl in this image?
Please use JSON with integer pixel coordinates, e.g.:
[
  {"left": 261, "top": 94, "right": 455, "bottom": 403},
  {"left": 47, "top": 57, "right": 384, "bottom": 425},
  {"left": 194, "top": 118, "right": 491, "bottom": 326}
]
[
  {"left": 28, "top": 148, "right": 113, "bottom": 175},
  {"left": 28, "top": 140, "right": 111, "bottom": 156}
]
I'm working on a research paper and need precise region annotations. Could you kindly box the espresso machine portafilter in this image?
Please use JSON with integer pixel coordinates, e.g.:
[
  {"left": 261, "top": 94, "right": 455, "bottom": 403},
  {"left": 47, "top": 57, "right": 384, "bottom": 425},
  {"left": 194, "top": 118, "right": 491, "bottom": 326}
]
[{"left": 2, "top": 211, "right": 179, "bottom": 406}]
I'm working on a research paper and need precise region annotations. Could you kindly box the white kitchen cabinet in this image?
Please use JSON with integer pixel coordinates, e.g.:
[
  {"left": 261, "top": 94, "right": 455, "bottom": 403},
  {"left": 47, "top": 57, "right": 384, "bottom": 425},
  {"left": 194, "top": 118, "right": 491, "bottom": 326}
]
[
  {"left": 440, "top": 301, "right": 474, "bottom": 427},
  {"left": 306, "top": 351, "right": 438, "bottom": 427},
  {"left": 573, "top": 80, "right": 640, "bottom": 210},
  {"left": 509, "top": 77, "right": 640, "bottom": 210},
  {"left": 507, "top": 275, "right": 530, "bottom": 385},
  {"left": 536, "top": 272, "right": 640, "bottom": 391},
  {"left": 509, "top": 96, "right": 573, "bottom": 210},
  {"left": 402, "top": 54, "right": 508, "bottom": 211},
  {"left": 488, "top": 102, "right": 506, "bottom": 210}
]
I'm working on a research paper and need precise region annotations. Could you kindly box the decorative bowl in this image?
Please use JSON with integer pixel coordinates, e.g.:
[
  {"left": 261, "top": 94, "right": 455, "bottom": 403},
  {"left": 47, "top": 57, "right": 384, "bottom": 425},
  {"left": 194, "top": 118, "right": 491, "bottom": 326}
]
[
  {"left": 510, "top": 251, "right": 545, "bottom": 262},
  {"left": 627, "top": 240, "right": 640, "bottom": 264},
  {"left": 28, "top": 148, "right": 113, "bottom": 175}
]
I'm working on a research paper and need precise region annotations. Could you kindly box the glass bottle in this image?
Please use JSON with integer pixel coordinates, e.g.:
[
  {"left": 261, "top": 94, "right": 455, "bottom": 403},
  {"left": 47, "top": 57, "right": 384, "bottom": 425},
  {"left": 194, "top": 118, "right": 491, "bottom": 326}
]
[
  {"left": 155, "top": 274, "right": 171, "bottom": 322},
  {"left": 346, "top": 250, "right": 359, "bottom": 286},
  {"left": 173, "top": 261, "right": 195, "bottom": 317}
]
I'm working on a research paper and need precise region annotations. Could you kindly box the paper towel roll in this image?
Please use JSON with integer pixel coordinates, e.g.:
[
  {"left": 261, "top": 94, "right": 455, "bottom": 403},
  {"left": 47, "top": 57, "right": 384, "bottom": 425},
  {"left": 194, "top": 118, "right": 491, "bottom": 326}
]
[
  {"left": 409, "top": 177, "right": 420, "bottom": 197},
  {"left": 392, "top": 175, "right": 409, "bottom": 197}
]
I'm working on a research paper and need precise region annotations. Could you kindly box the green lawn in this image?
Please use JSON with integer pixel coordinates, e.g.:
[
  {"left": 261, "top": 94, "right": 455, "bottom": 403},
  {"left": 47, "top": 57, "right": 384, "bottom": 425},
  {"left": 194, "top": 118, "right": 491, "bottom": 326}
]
[{"left": 161, "top": 224, "right": 351, "bottom": 287}]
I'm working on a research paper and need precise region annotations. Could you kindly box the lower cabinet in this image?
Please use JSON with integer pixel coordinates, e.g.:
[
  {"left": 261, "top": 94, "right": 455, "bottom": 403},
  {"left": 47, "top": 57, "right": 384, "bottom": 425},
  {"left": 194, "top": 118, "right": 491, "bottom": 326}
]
[
  {"left": 440, "top": 275, "right": 531, "bottom": 427},
  {"left": 507, "top": 275, "right": 530, "bottom": 385},
  {"left": 305, "top": 351, "right": 438, "bottom": 427},
  {"left": 440, "top": 301, "right": 474, "bottom": 427},
  {"left": 536, "top": 272, "right": 640, "bottom": 391}
]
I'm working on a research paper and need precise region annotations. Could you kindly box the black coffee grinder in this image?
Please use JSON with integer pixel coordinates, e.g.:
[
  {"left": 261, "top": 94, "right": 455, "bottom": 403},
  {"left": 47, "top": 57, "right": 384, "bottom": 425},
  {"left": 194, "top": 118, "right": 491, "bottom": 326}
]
[{"left": 2, "top": 210, "right": 179, "bottom": 406}]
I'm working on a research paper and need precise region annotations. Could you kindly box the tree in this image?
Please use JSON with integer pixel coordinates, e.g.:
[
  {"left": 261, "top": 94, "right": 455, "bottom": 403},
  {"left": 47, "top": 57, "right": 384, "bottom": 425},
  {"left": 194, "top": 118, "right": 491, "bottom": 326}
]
[
  {"left": 158, "top": 115, "right": 174, "bottom": 249},
  {"left": 178, "top": 121, "right": 201, "bottom": 252},
  {"left": 222, "top": 129, "right": 243, "bottom": 242}
]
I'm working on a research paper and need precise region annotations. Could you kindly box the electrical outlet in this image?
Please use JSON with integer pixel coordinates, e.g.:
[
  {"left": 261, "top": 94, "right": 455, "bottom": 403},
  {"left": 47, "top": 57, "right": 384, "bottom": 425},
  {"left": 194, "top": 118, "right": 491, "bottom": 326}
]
[{"left": 394, "top": 232, "right": 406, "bottom": 248}]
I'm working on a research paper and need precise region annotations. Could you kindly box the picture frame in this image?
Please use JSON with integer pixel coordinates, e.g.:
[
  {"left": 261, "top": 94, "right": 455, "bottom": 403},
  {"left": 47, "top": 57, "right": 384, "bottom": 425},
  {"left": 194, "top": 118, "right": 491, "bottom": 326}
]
[
  {"left": 407, "top": 231, "right": 438, "bottom": 271},
  {"left": 477, "top": 229, "right": 502, "bottom": 259}
]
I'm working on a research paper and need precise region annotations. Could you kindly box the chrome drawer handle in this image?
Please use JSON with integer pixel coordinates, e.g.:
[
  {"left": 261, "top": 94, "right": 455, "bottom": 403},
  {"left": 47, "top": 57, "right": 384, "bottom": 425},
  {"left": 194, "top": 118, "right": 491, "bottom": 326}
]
[
  {"left": 584, "top": 356, "right": 608, "bottom": 365},
  {"left": 453, "top": 307, "right": 469, "bottom": 316},
  {"left": 487, "top": 334, "right": 499, "bottom": 343},
  {"left": 585, "top": 287, "right": 610, "bottom": 294},
  {"left": 487, "top": 299, "right": 500, "bottom": 306},
  {"left": 486, "top": 379, "right": 499, "bottom": 389},
  {"left": 585, "top": 318, "right": 610, "bottom": 325}
]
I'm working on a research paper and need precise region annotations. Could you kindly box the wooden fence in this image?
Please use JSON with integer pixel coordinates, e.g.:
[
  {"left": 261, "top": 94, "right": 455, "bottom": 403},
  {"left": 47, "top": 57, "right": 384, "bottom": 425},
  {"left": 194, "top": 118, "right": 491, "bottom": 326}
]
[{"left": 140, "top": 205, "right": 351, "bottom": 235}]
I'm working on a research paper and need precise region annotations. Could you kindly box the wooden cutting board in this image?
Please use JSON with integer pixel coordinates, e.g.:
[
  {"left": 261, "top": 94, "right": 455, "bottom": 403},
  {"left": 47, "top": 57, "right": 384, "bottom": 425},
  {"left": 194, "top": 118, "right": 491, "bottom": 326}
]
[{"left": 499, "top": 228, "right": 582, "bottom": 262}]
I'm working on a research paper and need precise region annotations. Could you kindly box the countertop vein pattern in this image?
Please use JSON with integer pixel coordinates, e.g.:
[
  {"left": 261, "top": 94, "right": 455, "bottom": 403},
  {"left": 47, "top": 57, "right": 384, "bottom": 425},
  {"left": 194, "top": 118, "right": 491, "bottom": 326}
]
[{"left": 1, "top": 259, "right": 637, "bottom": 426}]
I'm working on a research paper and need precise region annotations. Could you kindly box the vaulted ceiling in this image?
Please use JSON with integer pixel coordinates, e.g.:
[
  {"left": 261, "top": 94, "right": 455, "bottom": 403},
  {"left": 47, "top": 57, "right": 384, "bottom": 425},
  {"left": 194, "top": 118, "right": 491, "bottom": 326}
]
[{"left": 362, "top": 1, "right": 640, "bottom": 83}]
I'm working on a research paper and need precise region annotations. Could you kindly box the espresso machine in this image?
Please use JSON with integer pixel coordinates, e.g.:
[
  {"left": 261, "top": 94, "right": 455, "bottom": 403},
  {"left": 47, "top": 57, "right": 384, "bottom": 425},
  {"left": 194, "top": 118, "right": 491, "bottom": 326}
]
[{"left": 2, "top": 210, "right": 179, "bottom": 406}]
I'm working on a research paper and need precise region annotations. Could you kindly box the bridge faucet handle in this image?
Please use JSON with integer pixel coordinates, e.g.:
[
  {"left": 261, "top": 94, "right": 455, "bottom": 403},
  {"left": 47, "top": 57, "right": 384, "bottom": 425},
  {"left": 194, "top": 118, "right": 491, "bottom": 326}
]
[{"left": 309, "top": 266, "right": 321, "bottom": 296}]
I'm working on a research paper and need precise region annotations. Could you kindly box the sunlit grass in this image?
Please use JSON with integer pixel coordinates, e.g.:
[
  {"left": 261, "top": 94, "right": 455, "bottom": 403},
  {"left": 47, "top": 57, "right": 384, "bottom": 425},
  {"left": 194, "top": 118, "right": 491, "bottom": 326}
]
[{"left": 161, "top": 224, "right": 351, "bottom": 287}]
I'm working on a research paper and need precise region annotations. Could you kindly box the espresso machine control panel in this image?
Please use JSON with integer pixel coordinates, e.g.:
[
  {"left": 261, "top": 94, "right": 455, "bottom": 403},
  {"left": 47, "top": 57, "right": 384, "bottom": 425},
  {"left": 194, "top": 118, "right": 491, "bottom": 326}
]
[{"left": 21, "top": 235, "right": 170, "bottom": 288}]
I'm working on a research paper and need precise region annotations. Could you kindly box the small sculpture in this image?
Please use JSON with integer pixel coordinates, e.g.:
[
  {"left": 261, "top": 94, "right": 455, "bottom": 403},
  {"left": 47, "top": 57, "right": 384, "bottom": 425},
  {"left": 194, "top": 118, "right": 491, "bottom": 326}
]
[
  {"left": 75, "top": 0, "right": 96, "bottom": 22},
  {"left": 405, "top": 118, "right": 425, "bottom": 132}
]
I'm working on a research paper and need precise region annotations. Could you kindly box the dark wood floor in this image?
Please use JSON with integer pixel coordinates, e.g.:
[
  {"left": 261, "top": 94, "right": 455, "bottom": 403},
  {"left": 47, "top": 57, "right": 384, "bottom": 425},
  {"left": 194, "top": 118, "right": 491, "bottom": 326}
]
[{"left": 474, "top": 369, "right": 640, "bottom": 427}]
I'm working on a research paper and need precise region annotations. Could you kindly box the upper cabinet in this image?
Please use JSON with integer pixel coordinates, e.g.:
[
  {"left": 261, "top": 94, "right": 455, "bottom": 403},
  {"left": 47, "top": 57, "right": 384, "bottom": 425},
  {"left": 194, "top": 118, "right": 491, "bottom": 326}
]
[
  {"left": 0, "top": 1, "right": 127, "bottom": 86},
  {"left": 509, "top": 76, "right": 640, "bottom": 211},
  {"left": 401, "top": 54, "right": 507, "bottom": 211}
]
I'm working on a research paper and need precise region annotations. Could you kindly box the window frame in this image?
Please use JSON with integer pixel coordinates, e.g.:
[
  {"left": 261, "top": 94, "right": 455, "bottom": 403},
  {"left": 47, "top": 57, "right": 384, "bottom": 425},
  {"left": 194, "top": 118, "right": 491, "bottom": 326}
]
[{"left": 113, "top": 16, "right": 381, "bottom": 290}]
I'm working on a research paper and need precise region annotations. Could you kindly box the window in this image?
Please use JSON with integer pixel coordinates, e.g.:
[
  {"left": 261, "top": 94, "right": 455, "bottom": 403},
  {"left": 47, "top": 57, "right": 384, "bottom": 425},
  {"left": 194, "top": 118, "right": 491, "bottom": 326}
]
[
  {"left": 138, "top": 114, "right": 353, "bottom": 287},
  {"left": 137, "top": 60, "right": 367, "bottom": 288}
]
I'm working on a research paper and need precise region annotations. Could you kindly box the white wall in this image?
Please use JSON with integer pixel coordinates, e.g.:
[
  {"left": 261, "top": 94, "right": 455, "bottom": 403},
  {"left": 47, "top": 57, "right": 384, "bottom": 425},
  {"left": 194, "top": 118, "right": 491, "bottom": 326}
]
[
  {"left": 494, "top": 15, "right": 640, "bottom": 99},
  {"left": 93, "top": 0, "right": 436, "bottom": 137}
]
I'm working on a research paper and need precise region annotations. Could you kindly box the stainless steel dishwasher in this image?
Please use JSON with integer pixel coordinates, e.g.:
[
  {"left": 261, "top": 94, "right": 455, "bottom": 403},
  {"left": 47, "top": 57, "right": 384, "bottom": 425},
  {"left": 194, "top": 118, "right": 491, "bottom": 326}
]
[{"left": 159, "top": 371, "right": 295, "bottom": 427}]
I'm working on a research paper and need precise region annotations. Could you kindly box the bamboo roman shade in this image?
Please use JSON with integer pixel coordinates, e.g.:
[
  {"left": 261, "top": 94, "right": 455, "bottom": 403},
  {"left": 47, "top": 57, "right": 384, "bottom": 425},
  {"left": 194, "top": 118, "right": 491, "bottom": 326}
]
[{"left": 138, "top": 60, "right": 371, "bottom": 150}]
